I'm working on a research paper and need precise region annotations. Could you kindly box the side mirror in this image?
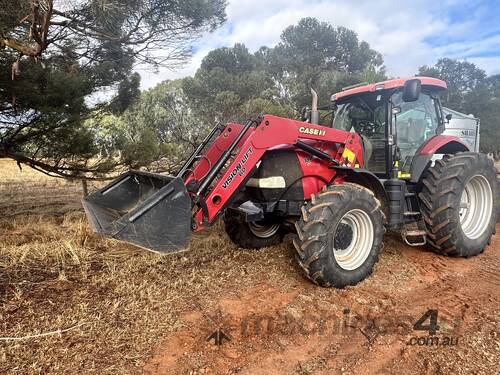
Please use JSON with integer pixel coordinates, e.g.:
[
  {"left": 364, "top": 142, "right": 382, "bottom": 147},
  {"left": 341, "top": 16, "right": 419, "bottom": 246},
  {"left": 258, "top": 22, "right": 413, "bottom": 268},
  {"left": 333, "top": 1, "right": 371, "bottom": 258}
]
[
  {"left": 402, "top": 79, "right": 421, "bottom": 102},
  {"left": 445, "top": 113, "right": 452, "bottom": 122}
]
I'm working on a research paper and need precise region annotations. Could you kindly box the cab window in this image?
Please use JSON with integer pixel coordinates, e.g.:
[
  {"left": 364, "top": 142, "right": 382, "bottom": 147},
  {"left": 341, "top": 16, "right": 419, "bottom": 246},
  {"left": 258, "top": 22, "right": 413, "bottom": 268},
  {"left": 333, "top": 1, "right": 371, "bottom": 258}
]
[
  {"left": 332, "top": 93, "right": 388, "bottom": 174},
  {"left": 392, "top": 92, "right": 439, "bottom": 172}
]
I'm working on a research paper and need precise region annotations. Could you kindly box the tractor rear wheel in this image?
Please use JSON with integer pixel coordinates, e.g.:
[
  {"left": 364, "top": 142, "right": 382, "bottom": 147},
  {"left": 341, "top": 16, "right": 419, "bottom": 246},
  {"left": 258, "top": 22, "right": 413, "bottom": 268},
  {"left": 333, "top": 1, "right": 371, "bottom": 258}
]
[
  {"left": 223, "top": 210, "right": 285, "bottom": 249},
  {"left": 293, "top": 183, "right": 385, "bottom": 288},
  {"left": 419, "top": 152, "right": 497, "bottom": 256}
]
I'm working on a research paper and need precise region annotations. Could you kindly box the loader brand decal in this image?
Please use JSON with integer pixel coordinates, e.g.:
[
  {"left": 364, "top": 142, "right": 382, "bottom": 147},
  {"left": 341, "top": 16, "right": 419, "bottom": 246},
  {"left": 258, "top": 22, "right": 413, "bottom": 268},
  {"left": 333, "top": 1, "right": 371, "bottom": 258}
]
[
  {"left": 299, "top": 126, "right": 326, "bottom": 137},
  {"left": 222, "top": 147, "right": 253, "bottom": 189}
]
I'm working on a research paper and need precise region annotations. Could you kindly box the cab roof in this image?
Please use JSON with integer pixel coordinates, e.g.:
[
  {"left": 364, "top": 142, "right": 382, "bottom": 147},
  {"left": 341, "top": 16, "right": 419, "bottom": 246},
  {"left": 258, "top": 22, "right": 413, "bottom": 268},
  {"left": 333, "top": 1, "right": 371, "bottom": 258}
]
[{"left": 331, "top": 76, "right": 447, "bottom": 102}]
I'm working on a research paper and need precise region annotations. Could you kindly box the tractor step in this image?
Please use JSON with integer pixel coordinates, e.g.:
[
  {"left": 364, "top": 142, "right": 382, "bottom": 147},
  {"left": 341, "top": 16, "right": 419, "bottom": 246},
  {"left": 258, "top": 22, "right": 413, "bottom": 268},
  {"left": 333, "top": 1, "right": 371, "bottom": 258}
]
[
  {"left": 402, "top": 228, "right": 427, "bottom": 247},
  {"left": 403, "top": 211, "right": 421, "bottom": 217},
  {"left": 228, "top": 201, "right": 264, "bottom": 222}
]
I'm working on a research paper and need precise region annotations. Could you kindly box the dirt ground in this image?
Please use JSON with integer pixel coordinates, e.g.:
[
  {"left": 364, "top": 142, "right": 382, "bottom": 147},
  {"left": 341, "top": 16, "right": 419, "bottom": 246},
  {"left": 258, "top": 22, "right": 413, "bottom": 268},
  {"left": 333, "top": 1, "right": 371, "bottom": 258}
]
[{"left": 0, "top": 158, "right": 499, "bottom": 374}]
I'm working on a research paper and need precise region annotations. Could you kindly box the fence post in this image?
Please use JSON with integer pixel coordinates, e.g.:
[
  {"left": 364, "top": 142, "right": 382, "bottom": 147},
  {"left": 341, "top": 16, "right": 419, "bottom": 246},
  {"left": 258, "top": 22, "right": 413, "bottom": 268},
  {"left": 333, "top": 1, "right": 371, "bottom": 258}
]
[{"left": 81, "top": 177, "right": 88, "bottom": 197}]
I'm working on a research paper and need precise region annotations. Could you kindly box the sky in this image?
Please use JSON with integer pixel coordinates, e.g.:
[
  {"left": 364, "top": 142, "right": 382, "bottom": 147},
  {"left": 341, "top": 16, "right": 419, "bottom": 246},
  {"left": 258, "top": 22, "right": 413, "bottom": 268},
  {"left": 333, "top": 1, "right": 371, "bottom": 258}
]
[{"left": 140, "top": 0, "right": 500, "bottom": 89}]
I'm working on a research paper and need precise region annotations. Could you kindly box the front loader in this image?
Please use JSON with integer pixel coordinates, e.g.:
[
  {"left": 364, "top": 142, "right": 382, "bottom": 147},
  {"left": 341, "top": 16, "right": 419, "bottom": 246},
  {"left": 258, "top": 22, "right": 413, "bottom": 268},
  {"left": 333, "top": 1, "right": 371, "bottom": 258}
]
[{"left": 83, "top": 77, "right": 498, "bottom": 288}]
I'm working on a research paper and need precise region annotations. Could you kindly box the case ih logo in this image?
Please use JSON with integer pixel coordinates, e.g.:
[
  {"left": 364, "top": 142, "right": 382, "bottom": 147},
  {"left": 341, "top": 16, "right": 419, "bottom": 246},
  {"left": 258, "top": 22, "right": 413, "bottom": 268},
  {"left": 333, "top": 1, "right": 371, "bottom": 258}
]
[
  {"left": 299, "top": 126, "right": 326, "bottom": 136},
  {"left": 222, "top": 147, "right": 253, "bottom": 189}
]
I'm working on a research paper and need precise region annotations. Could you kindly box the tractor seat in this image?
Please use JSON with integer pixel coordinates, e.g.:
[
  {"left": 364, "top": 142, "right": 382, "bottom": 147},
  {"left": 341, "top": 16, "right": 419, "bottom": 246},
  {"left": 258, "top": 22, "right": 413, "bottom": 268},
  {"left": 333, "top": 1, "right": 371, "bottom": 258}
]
[{"left": 360, "top": 135, "right": 373, "bottom": 168}]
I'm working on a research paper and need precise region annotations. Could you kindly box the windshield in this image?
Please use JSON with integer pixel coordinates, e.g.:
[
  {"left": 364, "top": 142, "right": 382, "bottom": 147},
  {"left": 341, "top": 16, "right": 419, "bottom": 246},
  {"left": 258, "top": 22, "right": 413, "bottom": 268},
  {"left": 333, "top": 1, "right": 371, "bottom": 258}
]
[{"left": 332, "top": 93, "right": 387, "bottom": 137}]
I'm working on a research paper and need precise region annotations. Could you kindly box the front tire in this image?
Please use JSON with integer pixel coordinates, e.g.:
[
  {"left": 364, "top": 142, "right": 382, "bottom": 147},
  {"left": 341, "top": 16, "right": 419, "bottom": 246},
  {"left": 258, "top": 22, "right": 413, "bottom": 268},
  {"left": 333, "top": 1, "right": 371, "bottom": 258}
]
[
  {"left": 419, "top": 152, "right": 497, "bottom": 256},
  {"left": 293, "top": 183, "right": 385, "bottom": 288},
  {"left": 223, "top": 210, "right": 285, "bottom": 249}
]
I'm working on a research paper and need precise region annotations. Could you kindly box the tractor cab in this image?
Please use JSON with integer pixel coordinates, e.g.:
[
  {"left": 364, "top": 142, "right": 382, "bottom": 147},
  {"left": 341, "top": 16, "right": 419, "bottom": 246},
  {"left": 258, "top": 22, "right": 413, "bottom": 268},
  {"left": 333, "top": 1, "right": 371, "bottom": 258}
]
[{"left": 330, "top": 77, "right": 449, "bottom": 178}]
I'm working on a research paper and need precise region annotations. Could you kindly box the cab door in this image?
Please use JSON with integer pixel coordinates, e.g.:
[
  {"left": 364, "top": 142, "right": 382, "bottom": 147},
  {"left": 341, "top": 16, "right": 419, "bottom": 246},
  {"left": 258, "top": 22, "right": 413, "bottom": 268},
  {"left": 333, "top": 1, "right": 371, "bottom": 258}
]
[
  {"left": 332, "top": 93, "right": 389, "bottom": 176},
  {"left": 392, "top": 91, "right": 440, "bottom": 174}
]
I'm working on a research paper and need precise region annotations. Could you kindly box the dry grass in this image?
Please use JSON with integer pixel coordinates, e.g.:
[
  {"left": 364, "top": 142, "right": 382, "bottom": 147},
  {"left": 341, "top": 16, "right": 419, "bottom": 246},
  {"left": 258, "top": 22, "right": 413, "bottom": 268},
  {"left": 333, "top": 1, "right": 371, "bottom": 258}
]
[
  {"left": 2, "top": 158, "right": 498, "bottom": 374},
  {"left": 0, "top": 159, "right": 296, "bottom": 374}
]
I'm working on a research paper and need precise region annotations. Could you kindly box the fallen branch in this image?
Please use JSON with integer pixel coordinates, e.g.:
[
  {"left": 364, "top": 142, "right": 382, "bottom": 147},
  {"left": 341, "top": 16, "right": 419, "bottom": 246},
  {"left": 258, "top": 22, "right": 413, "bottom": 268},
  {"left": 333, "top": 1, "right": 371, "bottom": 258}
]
[{"left": 0, "top": 322, "right": 86, "bottom": 341}]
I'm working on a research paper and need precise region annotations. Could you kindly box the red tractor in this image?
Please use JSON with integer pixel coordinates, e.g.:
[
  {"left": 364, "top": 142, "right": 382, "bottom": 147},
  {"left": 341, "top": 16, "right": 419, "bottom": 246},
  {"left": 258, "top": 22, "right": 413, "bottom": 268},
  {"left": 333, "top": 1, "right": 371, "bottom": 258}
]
[{"left": 83, "top": 77, "right": 498, "bottom": 288}]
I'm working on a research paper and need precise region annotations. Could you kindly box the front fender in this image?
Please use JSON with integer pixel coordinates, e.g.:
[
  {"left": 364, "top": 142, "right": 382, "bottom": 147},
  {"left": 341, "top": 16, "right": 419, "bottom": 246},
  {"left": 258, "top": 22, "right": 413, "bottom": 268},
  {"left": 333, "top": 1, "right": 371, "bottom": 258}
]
[{"left": 333, "top": 167, "right": 388, "bottom": 216}]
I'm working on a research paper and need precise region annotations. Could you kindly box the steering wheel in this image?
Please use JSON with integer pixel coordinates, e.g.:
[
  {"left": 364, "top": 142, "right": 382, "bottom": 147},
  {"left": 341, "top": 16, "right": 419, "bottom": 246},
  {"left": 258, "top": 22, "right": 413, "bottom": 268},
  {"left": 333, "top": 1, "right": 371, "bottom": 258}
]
[{"left": 356, "top": 120, "right": 377, "bottom": 136}]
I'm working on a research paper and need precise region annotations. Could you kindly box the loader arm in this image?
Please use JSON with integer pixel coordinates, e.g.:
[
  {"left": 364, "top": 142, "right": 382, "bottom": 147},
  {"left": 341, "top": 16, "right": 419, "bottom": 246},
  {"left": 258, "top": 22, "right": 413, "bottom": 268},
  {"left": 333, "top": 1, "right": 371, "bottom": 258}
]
[
  {"left": 192, "top": 114, "right": 364, "bottom": 227},
  {"left": 82, "top": 114, "right": 363, "bottom": 253},
  {"left": 184, "top": 122, "right": 247, "bottom": 186}
]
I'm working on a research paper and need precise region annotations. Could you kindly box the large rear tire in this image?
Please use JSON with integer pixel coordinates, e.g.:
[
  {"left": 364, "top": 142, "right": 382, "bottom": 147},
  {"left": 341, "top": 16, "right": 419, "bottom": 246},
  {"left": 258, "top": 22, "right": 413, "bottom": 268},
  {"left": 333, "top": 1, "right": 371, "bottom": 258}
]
[
  {"left": 293, "top": 183, "right": 385, "bottom": 288},
  {"left": 419, "top": 152, "right": 497, "bottom": 256},
  {"left": 223, "top": 210, "right": 285, "bottom": 249}
]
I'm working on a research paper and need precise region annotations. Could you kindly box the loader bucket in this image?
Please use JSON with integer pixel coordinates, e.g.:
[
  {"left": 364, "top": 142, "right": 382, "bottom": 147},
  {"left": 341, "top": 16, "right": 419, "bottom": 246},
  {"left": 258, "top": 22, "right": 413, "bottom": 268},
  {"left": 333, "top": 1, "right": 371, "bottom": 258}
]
[{"left": 82, "top": 170, "right": 192, "bottom": 253}]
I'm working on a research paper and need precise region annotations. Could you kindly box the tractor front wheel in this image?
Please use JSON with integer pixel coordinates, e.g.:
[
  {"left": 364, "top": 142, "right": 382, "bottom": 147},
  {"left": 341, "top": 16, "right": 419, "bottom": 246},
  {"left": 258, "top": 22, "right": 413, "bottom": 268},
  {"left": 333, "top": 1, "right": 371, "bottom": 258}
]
[
  {"left": 294, "top": 183, "right": 385, "bottom": 288},
  {"left": 419, "top": 152, "right": 497, "bottom": 256},
  {"left": 223, "top": 211, "right": 285, "bottom": 249}
]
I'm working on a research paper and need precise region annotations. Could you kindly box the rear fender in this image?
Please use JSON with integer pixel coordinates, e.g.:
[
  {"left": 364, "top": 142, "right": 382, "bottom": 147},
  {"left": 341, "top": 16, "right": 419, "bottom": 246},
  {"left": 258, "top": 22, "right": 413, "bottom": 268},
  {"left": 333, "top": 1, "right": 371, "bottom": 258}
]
[{"left": 410, "top": 135, "right": 470, "bottom": 182}]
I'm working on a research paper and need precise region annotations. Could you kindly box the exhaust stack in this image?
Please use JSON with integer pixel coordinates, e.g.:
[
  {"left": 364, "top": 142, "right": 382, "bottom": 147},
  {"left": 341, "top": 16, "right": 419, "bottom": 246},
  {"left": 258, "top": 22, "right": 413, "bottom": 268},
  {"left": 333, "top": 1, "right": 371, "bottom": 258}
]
[{"left": 310, "top": 88, "right": 319, "bottom": 125}]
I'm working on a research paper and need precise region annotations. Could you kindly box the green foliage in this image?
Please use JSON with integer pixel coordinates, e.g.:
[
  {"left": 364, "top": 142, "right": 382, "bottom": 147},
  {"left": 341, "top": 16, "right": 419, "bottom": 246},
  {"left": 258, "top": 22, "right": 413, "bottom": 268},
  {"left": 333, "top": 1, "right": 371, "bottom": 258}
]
[
  {"left": 0, "top": 43, "right": 134, "bottom": 177},
  {"left": 477, "top": 97, "right": 500, "bottom": 154},
  {"left": 182, "top": 18, "right": 385, "bottom": 127},
  {"left": 183, "top": 43, "right": 272, "bottom": 123},
  {"left": 117, "top": 80, "right": 203, "bottom": 170},
  {"left": 3, "top": 14, "right": 391, "bottom": 174},
  {"left": 419, "top": 58, "right": 487, "bottom": 111},
  {"left": 109, "top": 73, "right": 142, "bottom": 115},
  {"left": 117, "top": 17, "right": 385, "bottom": 169},
  {"left": 1, "top": 52, "right": 91, "bottom": 154},
  {"left": 0, "top": 1, "right": 30, "bottom": 36},
  {"left": 242, "top": 98, "right": 296, "bottom": 120},
  {"left": 1, "top": 0, "right": 228, "bottom": 177},
  {"left": 487, "top": 74, "right": 500, "bottom": 97},
  {"left": 262, "top": 17, "right": 385, "bottom": 108},
  {"left": 120, "top": 127, "right": 160, "bottom": 169}
]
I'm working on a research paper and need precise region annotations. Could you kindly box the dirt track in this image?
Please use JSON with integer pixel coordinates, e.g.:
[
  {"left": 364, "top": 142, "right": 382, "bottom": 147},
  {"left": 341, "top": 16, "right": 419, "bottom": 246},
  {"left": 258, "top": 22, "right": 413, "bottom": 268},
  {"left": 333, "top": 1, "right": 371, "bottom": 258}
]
[
  {"left": 144, "top": 231, "right": 500, "bottom": 375},
  {"left": 1, "top": 159, "right": 499, "bottom": 374}
]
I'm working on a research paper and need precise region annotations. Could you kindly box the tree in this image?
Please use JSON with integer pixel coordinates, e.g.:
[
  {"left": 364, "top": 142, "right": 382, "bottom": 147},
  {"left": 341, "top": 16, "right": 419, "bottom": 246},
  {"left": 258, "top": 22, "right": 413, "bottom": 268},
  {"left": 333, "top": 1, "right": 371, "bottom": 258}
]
[
  {"left": 0, "top": 50, "right": 111, "bottom": 177},
  {"left": 118, "top": 80, "right": 202, "bottom": 172},
  {"left": 262, "top": 18, "right": 385, "bottom": 108},
  {"left": 0, "top": 0, "right": 227, "bottom": 178},
  {"left": 487, "top": 74, "right": 500, "bottom": 97},
  {"left": 182, "top": 43, "right": 276, "bottom": 123},
  {"left": 109, "top": 72, "right": 141, "bottom": 115},
  {"left": 0, "top": 0, "right": 226, "bottom": 67},
  {"left": 418, "top": 58, "right": 500, "bottom": 154},
  {"left": 418, "top": 58, "right": 487, "bottom": 112},
  {"left": 183, "top": 19, "right": 384, "bottom": 125}
]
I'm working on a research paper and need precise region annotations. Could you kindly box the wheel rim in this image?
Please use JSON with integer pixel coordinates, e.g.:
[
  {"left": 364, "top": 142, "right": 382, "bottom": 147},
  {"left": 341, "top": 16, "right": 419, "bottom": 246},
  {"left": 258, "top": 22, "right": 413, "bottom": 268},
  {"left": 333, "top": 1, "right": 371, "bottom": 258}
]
[
  {"left": 333, "top": 209, "right": 374, "bottom": 271},
  {"left": 459, "top": 175, "right": 493, "bottom": 239},
  {"left": 248, "top": 221, "right": 280, "bottom": 238}
]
